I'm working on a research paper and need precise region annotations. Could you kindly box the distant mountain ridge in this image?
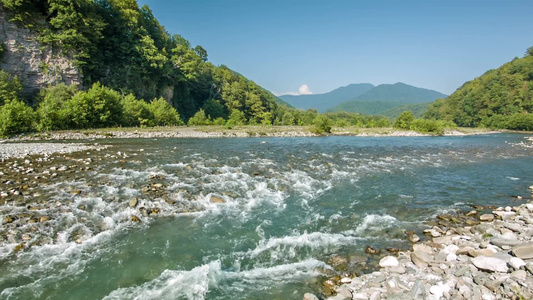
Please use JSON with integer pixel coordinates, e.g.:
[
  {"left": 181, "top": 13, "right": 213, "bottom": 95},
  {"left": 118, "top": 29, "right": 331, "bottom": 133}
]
[
  {"left": 352, "top": 82, "right": 447, "bottom": 103},
  {"left": 280, "top": 82, "right": 447, "bottom": 118},
  {"left": 279, "top": 83, "right": 375, "bottom": 112}
]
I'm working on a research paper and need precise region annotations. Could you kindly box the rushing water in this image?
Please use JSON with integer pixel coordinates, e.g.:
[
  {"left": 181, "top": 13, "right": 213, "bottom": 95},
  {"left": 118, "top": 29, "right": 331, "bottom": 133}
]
[{"left": 0, "top": 134, "right": 532, "bottom": 299}]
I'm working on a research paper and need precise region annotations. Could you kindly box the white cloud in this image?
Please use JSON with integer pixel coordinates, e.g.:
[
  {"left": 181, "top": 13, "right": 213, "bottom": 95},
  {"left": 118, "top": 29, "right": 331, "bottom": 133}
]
[
  {"left": 276, "top": 84, "right": 313, "bottom": 96},
  {"left": 298, "top": 84, "right": 312, "bottom": 95}
]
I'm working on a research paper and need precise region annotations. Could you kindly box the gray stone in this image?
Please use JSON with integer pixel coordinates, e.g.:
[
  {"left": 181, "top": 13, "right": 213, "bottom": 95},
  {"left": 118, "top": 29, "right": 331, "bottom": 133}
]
[
  {"left": 468, "top": 249, "right": 495, "bottom": 257},
  {"left": 479, "top": 214, "right": 495, "bottom": 222},
  {"left": 511, "top": 270, "right": 527, "bottom": 280},
  {"left": 455, "top": 266, "right": 470, "bottom": 277},
  {"left": 471, "top": 256, "right": 509, "bottom": 273},
  {"left": 303, "top": 293, "right": 319, "bottom": 300},
  {"left": 490, "top": 237, "right": 521, "bottom": 247},
  {"left": 412, "top": 244, "right": 432, "bottom": 254},
  {"left": 336, "top": 286, "right": 353, "bottom": 299},
  {"left": 504, "top": 222, "right": 522, "bottom": 232},
  {"left": 457, "top": 246, "right": 475, "bottom": 256},
  {"left": 379, "top": 256, "right": 399, "bottom": 268},
  {"left": 389, "top": 266, "right": 406, "bottom": 274},
  {"left": 432, "top": 235, "right": 453, "bottom": 245},
  {"left": 411, "top": 251, "right": 432, "bottom": 267},
  {"left": 512, "top": 242, "right": 533, "bottom": 259},
  {"left": 411, "top": 280, "right": 426, "bottom": 300},
  {"left": 509, "top": 257, "right": 526, "bottom": 269}
]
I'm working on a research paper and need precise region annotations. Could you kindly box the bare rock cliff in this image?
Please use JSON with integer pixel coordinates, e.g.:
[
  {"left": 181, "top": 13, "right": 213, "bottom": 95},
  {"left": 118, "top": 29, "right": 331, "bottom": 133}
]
[{"left": 0, "top": 7, "right": 82, "bottom": 100}]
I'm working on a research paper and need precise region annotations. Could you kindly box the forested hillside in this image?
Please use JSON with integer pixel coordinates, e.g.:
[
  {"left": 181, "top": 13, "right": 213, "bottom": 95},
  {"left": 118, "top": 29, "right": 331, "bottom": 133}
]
[
  {"left": 0, "top": 0, "right": 290, "bottom": 129},
  {"left": 425, "top": 48, "right": 533, "bottom": 130}
]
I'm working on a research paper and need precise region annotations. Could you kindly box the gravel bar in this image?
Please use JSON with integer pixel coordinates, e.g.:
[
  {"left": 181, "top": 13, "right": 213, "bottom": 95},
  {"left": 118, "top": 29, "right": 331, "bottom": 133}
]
[{"left": 0, "top": 142, "right": 106, "bottom": 160}]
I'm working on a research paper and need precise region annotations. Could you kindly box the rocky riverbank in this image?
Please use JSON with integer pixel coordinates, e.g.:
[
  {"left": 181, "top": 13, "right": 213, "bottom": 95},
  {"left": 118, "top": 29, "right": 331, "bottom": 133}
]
[
  {"left": 306, "top": 186, "right": 533, "bottom": 300},
  {"left": 2, "top": 126, "right": 504, "bottom": 142},
  {"left": 0, "top": 142, "right": 108, "bottom": 160}
]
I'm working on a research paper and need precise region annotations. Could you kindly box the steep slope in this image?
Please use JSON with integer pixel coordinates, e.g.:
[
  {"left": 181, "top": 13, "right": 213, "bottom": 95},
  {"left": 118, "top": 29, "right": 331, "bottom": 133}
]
[
  {"left": 425, "top": 48, "right": 533, "bottom": 129},
  {"left": 279, "top": 83, "right": 374, "bottom": 112}
]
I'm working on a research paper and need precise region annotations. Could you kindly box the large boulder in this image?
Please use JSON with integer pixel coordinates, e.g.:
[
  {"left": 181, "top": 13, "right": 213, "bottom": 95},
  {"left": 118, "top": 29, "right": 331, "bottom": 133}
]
[
  {"left": 512, "top": 242, "right": 533, "bottom": 259},
  {"left": 471, "top": 256, "right": 508, "bottom": 273}
]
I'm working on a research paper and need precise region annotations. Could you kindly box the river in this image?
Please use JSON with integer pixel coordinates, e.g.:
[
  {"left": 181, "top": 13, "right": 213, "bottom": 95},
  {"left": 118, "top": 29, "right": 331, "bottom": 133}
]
[{"left": 0, "top": 134, "right": 532, "bottom": 299}]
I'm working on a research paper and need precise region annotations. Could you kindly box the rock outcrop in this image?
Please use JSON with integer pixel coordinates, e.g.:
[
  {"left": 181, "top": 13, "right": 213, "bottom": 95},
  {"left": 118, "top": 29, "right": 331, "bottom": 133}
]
[{"left": 0, "top": 6, "right": 81, "bottom": 100}]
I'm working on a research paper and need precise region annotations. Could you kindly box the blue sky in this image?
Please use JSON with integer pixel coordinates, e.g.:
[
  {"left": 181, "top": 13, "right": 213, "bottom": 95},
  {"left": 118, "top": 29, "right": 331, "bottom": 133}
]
[{"left": 138, "top": 0, "right": 532, "bottom": 96}]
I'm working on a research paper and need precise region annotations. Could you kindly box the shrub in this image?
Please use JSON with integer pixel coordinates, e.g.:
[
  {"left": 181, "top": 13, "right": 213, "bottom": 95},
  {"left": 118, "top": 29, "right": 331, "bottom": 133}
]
[
  {"left": 393, "top": 111, "right": 414, "bottom": 129},
  {"left": 0, "top": 99, "right": 35, "bottom": 137},
  {"left": 212, "top": 117, "right": 226, "bottom": 126},
  {"left": 36, "top": 83, "right": 78, "bottom": 131},
  {"left": 411, "top": 119, "right": 445, "bottom": 135},
  {"left": 149, "top": 97, "right": 183, "bottom": 126},
  {"left": 312, "top": 115, "right": 332, "bottom": 134},
  {"left": 188, "top": 109, "right": 210, "bottom": 126},
  {"left": 121, "top": 94, "right": 154, "bottom": 127},
  {"left": 62, "top": 83, "right": 123, "bottom": 129}
]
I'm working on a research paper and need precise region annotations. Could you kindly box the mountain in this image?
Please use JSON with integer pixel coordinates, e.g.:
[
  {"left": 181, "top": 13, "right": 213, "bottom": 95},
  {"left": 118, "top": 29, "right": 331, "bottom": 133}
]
[
  {"left": 425, "top": 47, "right": 533, "bottom": 130},
  {"left": 354, "top": 82, "right": 448, "bottom": 103},
  {"left": 328, "top": 83, "right": 447, "bottom": 116},
  {"left": 279, "top": 83, "right": 375, "bottom": 112}
]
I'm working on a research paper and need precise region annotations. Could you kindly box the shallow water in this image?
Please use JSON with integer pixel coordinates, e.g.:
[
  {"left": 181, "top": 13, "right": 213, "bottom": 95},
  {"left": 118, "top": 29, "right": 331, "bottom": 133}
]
[{"left": 0, "top": 134, "right": 532, "bottom": 299}]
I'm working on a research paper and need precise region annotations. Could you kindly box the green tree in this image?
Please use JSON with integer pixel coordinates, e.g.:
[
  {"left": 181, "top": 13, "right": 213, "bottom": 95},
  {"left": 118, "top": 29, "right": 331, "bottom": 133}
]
[
  {"left": 149, "top": 97, "right": 182, "bottom": 126},
  {"left": 62, "top": 82, "right": 123, "bottom": 128},
  {"left": 187, "top": 109, "right": 210, "bottom": 126},
  {"left": 36, "top": 83, "right": 78, "bottom": 131},
  {"left": 0, "top": 99, "right": 35, "bottom": 137},
  {"left": 312, "top": 115, "right": 332, "bottom": 134},
  {"left": 121, "top": 94, "right": 154, "bottom": 127},
  {"left": 393, "top": 111, "right": 414, "bottom": 129},
  {"left": 0, "top": 70, "right": 22, "bottom": 105}
]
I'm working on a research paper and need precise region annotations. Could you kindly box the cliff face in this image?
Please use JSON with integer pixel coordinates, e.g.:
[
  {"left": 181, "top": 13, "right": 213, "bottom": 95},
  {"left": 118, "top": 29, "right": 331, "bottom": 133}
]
[{"left": 0, "top": 7, "right": 81, "bottom": 101}]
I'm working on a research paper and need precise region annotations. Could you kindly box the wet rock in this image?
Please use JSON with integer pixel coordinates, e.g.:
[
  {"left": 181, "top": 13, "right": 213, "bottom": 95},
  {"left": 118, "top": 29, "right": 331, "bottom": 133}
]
[
  {"left": 365, "top": 246, "right": 380, "bottom": 255},
  {"left": 322, "top": 279, "right": 336, "bottom": 296},
  {"left": 130, "top": 215, "right": 141, "bottom": 223},
  {"left": 4, "top": 216, "right": 15, "bottom": 224},
  {"left": 39, "top": 215, "right": 50, "bottom": 222},
  {"left": 471, "top": 256, "right": 509, "bottom": 273},
  {"left": 303, "top": 293, "right": 319, "bottom": 300},
  {"left": 129, "top": 198, "right": 138, "bottom": 208},
  {"left": 210, "top": 195, "right": 226, "bottom": 204},
  {"left": 409, "top": 234, "right": 420, "bottom": 243},
  {"left": 379, "top": 256, "right": 399, "bottom": 268},
  {"left": 512, "top": 242, "right": 533, "bottom": 259}
]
